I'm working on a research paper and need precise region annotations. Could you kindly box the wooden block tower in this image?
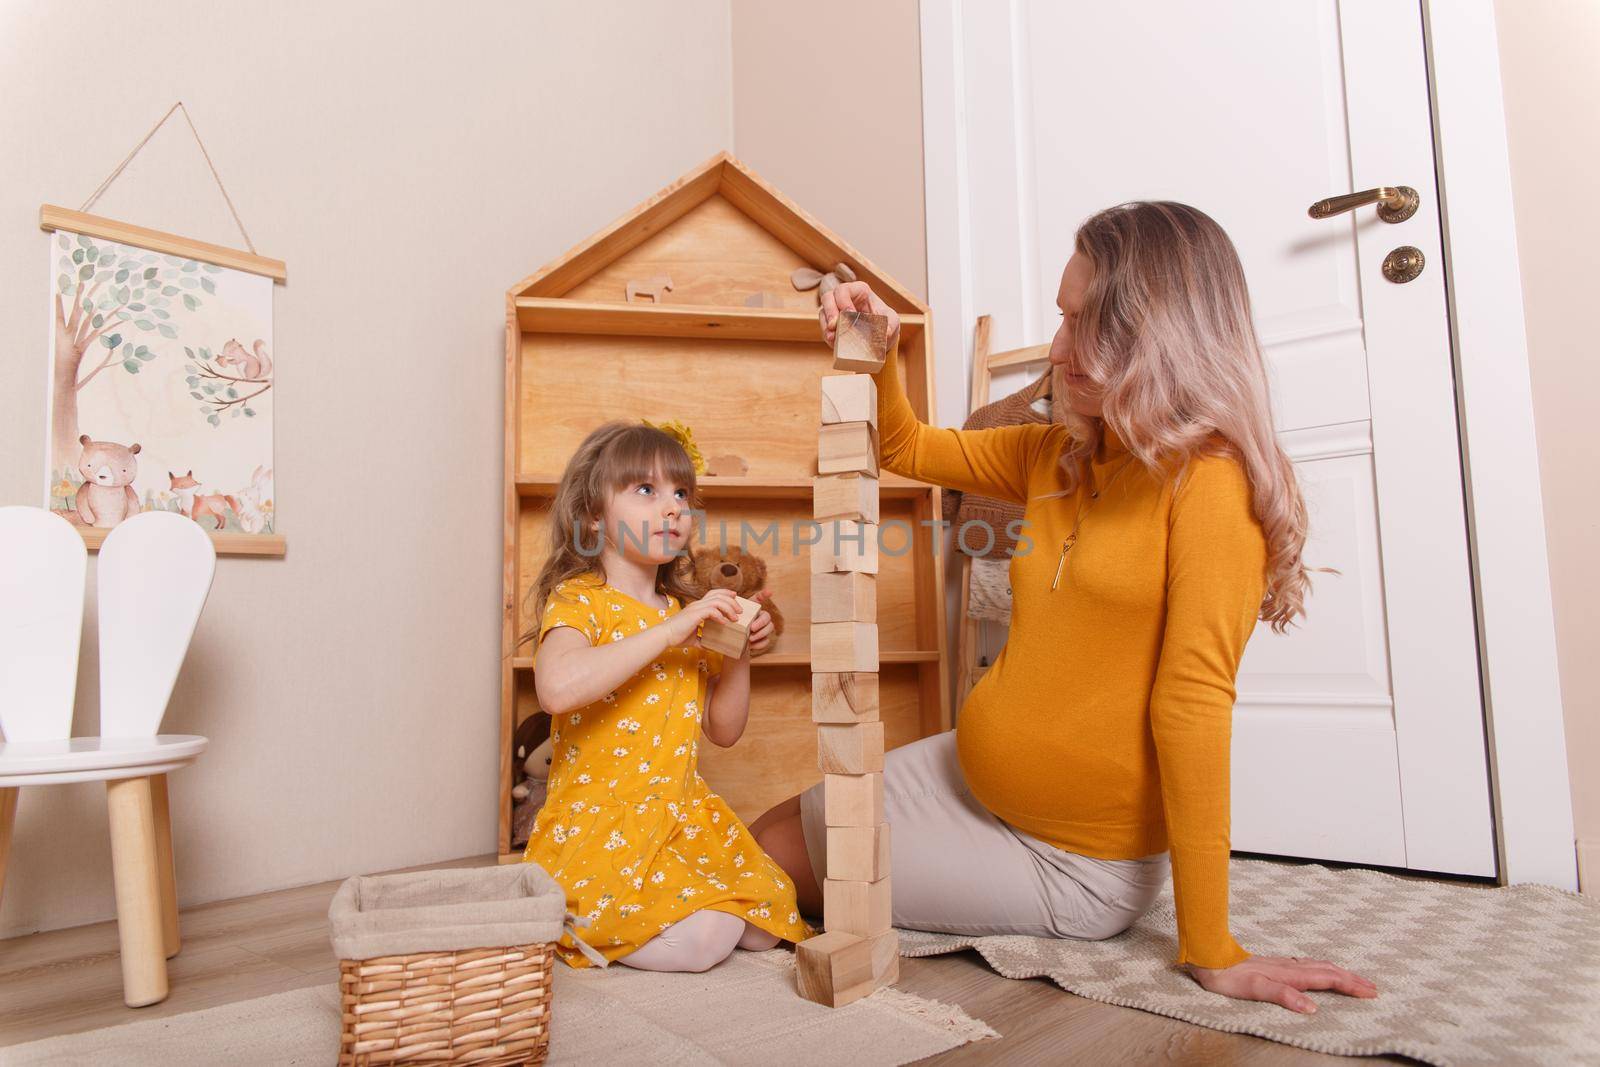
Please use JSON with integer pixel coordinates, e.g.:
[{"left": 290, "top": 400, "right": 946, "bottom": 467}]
[{"left": 796, "top": 310, "right": 897, "bottom": 1007}]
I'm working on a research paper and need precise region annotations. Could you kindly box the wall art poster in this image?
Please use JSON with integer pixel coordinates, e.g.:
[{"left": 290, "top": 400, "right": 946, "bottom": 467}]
[{"left": 45, "top": 229, "right": 275, "bottom": 536}]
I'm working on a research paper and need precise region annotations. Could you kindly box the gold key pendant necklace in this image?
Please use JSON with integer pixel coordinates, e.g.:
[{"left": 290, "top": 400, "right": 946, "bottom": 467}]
[{"left": 1051, "top": 454, "right": 1136, "bottom": 591}]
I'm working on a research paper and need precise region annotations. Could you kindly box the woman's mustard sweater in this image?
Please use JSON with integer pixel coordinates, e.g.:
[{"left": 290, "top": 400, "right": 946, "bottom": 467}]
[{"left": 872, "top": 334, "right": 1266, "bottom": 969}]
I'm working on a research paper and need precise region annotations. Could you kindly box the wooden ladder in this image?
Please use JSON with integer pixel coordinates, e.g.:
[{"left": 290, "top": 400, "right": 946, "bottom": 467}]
[{"left": 953, "top": 315, "right": 1053, "bottom": 710}]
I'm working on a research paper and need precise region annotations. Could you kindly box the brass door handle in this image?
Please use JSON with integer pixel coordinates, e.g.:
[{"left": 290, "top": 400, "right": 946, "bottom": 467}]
[{"left": 1307, "top": 186, "right": 1419, "bottom": 223}]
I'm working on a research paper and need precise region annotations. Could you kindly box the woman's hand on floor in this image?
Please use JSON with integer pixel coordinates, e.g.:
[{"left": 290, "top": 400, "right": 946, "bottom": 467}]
[
  {"left": 820, "top": 280, "right": 900, "bottom": 350},
  {"left": 1185, "top": 955, "right": 1378, "bottom": 1013}
]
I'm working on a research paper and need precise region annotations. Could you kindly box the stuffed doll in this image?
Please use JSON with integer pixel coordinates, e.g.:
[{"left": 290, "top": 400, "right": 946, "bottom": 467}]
[
  {"left": 510, "top": 713, "right": 554, "bottom": 850},
  {"left": 680, "top": 545, "right": 784, "bottom": 653}
]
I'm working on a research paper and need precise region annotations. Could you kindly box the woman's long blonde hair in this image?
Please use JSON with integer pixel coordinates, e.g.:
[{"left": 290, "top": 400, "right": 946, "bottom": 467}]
[
  {"left": 1048, "top": 201, "right": 1321, "bottom": 631},
  {"left": 516, "top": 422, "right": 704, "bottom": 653}
]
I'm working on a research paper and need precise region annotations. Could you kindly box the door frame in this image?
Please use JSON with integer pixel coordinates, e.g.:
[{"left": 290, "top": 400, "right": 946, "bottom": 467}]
[{"left": 917, "top": 0, "right": 1576, "bottom": 889}]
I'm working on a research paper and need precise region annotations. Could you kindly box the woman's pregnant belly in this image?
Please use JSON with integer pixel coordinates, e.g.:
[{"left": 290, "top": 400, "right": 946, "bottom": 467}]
[{"left": 953, "top": 652, "right": 1165, "bottom": 852}]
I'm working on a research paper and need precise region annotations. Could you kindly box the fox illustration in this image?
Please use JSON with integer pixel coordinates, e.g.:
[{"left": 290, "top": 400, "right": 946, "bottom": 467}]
[{"left": 168, "top": 470, "right": 239, "bottom": 530}]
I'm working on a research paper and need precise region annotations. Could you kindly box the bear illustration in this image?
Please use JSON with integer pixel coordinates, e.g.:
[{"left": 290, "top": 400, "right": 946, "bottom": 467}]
[{"left": 73, "top": 434, "right": 142, "bottom": 528}]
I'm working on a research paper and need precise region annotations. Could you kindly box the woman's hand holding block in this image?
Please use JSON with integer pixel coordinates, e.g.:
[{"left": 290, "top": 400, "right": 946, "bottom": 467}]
[{"left": 832, "top": 309, "right": 889, "bottom": 372}]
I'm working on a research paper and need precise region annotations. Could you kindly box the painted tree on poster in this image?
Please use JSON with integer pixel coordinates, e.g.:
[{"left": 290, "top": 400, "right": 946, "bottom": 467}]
[{"left": 48, "top": 231, "right": 218, "bottom": 463}]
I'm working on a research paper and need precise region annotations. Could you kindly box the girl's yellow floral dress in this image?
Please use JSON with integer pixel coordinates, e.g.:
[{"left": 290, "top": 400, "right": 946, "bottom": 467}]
[{"left": 523, "top": 571, "right": 816, "bottom": 968}]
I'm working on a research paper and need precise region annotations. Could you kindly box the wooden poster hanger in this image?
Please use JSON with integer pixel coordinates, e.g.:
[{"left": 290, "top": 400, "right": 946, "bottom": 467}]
[
  {"left": 39, "top": 101, "right": 285, "bottom": 281},
  {"left": 41, "top": 101, "right": 286, "bottom": 558}
]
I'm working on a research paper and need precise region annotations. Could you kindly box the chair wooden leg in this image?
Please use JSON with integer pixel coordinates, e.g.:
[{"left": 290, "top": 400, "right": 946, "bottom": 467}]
[
  {"left": 0, "top": 787, "right": 18, "bottom": 912},
  {"left": 106, "top": 776, "right": 169, "bottom": 1007},
  {"left": 151, "top": 774, "right": 181, "bottom": 959}
]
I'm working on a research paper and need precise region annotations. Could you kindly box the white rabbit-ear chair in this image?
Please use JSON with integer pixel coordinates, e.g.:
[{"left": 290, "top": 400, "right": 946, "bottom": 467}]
[{"left": 0, "top": 507, "right": 215, "bottom": 1007}]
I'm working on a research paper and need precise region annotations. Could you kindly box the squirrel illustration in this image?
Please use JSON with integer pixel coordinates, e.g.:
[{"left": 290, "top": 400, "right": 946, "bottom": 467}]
[{"left": 216, "top": 338, "right": 273, "bottom": 380}]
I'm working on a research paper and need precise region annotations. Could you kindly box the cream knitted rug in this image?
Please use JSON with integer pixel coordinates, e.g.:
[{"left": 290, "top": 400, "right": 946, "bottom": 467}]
[
  {"left": 0, "top": 948, "right": 996, "bottom": 1065},
  {"left": 897, "top": 857, "right": 1600, "bottom": 1066}
]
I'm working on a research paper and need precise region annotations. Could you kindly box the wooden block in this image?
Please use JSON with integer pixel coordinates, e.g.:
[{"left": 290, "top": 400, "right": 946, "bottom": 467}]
[
  {"left": 823, "top": 772, "right": 884, "bottom": 826},
  {"left": 809, "top": 520, "right": 878, "bottom": 575},
  {"left": 812, "top": 672, "right": 881, "bottom": 724},
  {"left": 813, "top": 472, "right": 879, "bottom": 523},
  {"left": 698, "top": 594, "right": 760, "bottom": 658},
  {"left": 811, "top": 571, "right": 875, "bottom": 623},
  {"left": 811, "top": 621, "right": 877, "bottom": 673},
  {"left": 820, "top": 373, "right": 878, "bottom": 430},
  {"left": 827, "top": 823, "right": 891, "bottom": 882},
  {"left": 743, "top": 290, "right": 785, "bottom": 308},
  {"left": 833, "top": 309, "right": 889, "bottom": 373},
  {"left": 818, "top": 721, "right": 885, "bottom": 774},
  {"left": 818, "top": 422, "right": 879, "bottom": 477},
  {"left": 824, "top": 875, "right": 893, "bottom": 937},
  {"left": 795, "top": 929, "right": 899, "bottom": 1007}
]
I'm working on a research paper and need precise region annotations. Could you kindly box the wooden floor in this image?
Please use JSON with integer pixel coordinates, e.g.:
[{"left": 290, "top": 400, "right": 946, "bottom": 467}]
[{"left": 0, "top": 853, "right": 1421, "bottom": 1065}]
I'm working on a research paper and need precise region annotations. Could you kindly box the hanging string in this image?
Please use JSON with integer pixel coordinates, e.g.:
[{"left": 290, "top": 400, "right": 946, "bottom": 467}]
[{"left": 78, "top": 100, "right": 258, "bottom": 253}]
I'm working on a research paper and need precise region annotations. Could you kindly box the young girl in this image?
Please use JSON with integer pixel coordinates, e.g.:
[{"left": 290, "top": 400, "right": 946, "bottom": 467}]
[{"left": 518, "top": 420, "right": 814, "bottom": 972}]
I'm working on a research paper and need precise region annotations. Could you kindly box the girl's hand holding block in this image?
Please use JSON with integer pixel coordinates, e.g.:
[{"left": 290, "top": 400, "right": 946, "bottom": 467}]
[
  {"left": 658, "top": 587, "right": 743, "bottom": 649},
  {"left": 742, "top": 590, "right": 778, "bottom": 658},
  {"left": 698, "top": 592, "right": 763, "bottom": 659}
]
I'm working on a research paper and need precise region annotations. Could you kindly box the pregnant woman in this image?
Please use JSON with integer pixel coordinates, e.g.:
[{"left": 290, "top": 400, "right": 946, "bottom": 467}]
[{"left": 752, "top": 201, "right": 1377, "bottom": 1013}]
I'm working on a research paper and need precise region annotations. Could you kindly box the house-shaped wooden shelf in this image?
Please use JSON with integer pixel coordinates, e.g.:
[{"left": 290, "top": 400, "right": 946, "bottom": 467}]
[{"left": 499, "top": 151, "right": 950, "bottom": 861}]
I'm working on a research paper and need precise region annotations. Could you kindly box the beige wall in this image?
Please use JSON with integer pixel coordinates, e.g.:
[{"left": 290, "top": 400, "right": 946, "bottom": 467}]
[
  {"left": 1495, "top": 0, "right": 1600, "bottom": 887},
  {"left": 730, "top": 0, "right": 927, "bottom": 301},
  {"left": 0, "top": 0, "right": 733, "bottom": 938}
]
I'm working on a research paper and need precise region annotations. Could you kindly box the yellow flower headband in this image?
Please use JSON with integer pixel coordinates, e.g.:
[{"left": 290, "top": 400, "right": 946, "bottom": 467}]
[{"left": 641, "top": 418, "right": 706, "bottom": 476}]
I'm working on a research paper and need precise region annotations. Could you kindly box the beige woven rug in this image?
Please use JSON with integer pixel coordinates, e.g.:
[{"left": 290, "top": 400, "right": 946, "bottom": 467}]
[
  {"left": 0, "top": 947, "right": 995, "bottom": 1065},
  {"left": 898, "top": 857, "right": 1600, "bottom": 1067}
]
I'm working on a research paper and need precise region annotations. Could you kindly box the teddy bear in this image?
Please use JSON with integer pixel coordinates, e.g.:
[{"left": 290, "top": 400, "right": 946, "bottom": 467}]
[
  {"left": 73, "top": 434, "right": 142, "bottom": 528},
  {"left": 680, "top": 546, "right": 784, "bottom": 653},
  {"left": 510, "top": 713, "right": 554, "bottom": 850}
]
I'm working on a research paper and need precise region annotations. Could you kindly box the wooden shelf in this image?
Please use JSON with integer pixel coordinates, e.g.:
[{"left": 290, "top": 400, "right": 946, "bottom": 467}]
[
  {"left": 515, "top": 473, "right": 934, "bottom": 499},
  {"left": 501, "top": 152, "right": 951, "bottom": 851},
  {"left": 511, "top": 650, "right": 939, "bottom": 672},
  {"left": 516, "top": 297, "right": 925, "bottom": 343}
]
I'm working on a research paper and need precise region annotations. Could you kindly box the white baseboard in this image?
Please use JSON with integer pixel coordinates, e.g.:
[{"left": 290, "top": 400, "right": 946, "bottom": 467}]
[{"left": 1576, "top": 839, "right": 1598, "bottom": 895}]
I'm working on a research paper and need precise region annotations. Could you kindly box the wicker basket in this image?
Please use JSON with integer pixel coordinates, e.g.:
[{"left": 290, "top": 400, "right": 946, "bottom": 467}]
[{"left": 328, "top": 863, "right": 585, "bottom": 1066}]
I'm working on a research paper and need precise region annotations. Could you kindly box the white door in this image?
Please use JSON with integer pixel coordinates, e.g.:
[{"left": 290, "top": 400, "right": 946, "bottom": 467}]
[{"left": 921, "top": 0, "right": 1495, "bottom": 877}]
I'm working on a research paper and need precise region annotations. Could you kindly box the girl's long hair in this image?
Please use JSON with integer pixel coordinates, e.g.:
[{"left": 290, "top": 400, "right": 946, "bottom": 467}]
[
  {"left": 1045, "top": 201, "right": 1322, "bottom": 632},
  {"left": 516, "top": 421, "right": 703, "bottom": 653}
]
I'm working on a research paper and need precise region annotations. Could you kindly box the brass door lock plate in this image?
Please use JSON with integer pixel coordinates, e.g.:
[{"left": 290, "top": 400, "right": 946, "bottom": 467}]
[{"left": 1382, "top": 246, "right": 1425, "bottom": 283}]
